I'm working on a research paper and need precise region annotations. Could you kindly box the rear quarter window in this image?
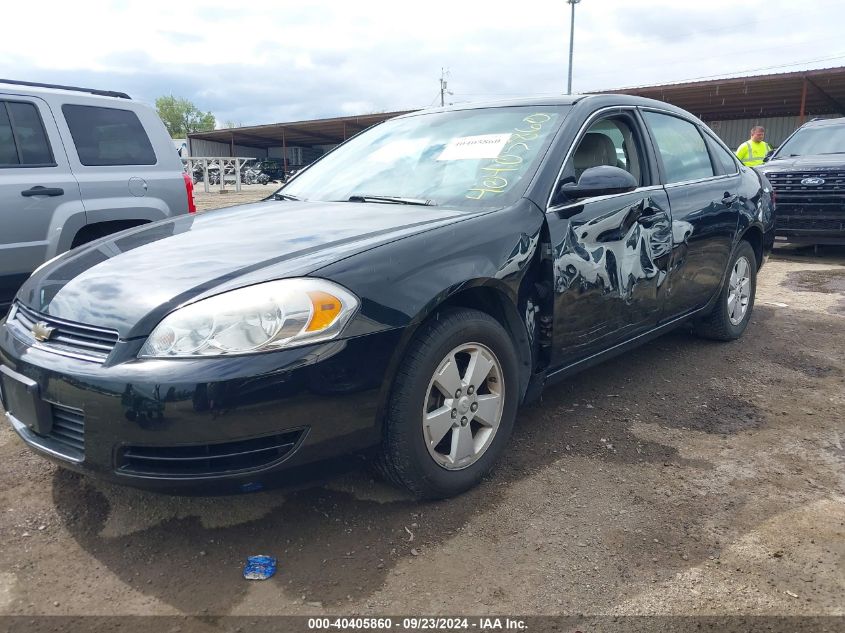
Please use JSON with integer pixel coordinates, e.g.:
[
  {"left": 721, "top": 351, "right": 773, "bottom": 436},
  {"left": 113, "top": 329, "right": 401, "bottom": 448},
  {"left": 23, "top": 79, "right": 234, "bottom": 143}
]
[
  {"left": 0, "top": 103, "right": 18, "bottom": 165},
  {"left": 62, "top": 104, "right": 156, "bottom": 166},
  {"left": 703, "top": 131, "right": 739, "bottom": 175}
]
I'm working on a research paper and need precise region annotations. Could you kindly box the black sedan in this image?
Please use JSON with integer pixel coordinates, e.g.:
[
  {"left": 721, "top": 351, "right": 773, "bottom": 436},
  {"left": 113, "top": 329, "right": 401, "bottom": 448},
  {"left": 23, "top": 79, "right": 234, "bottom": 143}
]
[{"left": 0, "top": 95, "right": 775, "bottom": 498}]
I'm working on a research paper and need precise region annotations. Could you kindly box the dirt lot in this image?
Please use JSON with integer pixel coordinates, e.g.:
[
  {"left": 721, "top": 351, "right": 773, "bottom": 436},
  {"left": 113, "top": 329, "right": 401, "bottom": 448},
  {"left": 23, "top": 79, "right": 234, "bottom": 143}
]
[
  {"left": 193, "top": 183, "right": 276, "bottom": 212},
  {"left": 0, "top": 204, "right": 843, "bottom": 621}
]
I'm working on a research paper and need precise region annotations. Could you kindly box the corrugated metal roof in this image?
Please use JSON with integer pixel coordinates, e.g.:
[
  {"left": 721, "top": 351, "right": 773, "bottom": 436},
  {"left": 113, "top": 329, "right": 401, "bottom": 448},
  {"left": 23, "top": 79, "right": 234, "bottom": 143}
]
[
  {"left": 188, "top": 110, "right": 412, "bottom": 149},
  {"left": 607, "top": 66, "right": 845, "bottom": 120},
  {"left": 188, "top": 67, "right": 845, "bottom": 152}
]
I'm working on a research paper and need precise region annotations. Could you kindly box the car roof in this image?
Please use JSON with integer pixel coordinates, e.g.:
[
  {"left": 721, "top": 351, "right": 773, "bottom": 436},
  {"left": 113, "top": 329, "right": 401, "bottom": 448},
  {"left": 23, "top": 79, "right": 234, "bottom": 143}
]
[
  {"left": 396, "top": 93, "right": 699, "bottom": 121},
  {"left": 800, "top": 116, "right": 845, "bottom": 128},
  {"left": 0, "top": 79, "right": 132, "bottom": 101}
]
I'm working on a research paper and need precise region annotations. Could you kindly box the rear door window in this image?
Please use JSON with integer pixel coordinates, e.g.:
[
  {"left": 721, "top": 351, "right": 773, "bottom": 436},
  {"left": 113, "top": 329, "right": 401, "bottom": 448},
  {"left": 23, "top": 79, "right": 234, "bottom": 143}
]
[
  {"left": 62, "top": 104, "right": 156, "bottom": 166},
  {"left": 643, "top": 111, "right": 715, "bottom": 184},
  {"left": 0, "top": 100, "right": 55, "bottom": 167}
]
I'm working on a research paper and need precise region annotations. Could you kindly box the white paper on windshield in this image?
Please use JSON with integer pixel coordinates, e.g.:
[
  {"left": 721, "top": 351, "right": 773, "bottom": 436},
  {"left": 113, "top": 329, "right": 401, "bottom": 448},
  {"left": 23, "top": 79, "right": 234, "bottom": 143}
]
[
  {"left": 437, "top": 134, "right": 511, "bottom": 161},
  {"left": 368, "top": 138, "right": 431, "bottom": 162}
]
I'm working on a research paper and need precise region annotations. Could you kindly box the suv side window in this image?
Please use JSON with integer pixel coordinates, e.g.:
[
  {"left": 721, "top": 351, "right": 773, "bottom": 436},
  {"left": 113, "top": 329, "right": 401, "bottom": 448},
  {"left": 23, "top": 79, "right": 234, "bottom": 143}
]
[
  {"left": 62, "top": 104, "right": 156, "bottom": 166},
  {"left": 643, "top": 111, "right": 714, "bottom": 184},
  {"left": 0, "top": 101, "right": 55, "bottom": 167}
]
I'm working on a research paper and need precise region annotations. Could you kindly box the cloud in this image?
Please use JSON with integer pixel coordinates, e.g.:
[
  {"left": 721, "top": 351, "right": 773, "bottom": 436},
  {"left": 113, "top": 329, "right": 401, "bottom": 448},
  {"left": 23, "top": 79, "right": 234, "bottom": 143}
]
[
  {"left": 2, "top": 0, "right": 844, "bottom": 126},
  {"left": 158, "top": 31, "right": 205, "bottom": 45}
]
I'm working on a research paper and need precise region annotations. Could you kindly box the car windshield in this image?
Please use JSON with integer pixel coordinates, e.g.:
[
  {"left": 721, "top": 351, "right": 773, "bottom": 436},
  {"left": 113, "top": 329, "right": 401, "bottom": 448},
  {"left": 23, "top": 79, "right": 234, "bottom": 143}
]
[
  {"left": 279, "top": 106, "right": 570, "bottom": 209},
  {"left": 775, "top": 123, "right": 845, "bottom": 157}
]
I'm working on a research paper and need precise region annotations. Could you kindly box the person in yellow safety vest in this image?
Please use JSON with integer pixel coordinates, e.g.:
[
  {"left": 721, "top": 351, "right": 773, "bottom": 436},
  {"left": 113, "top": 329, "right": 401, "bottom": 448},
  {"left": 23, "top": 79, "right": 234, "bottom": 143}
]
[{"left": 735, "top": 126, "right": 773, "bottom": 167}]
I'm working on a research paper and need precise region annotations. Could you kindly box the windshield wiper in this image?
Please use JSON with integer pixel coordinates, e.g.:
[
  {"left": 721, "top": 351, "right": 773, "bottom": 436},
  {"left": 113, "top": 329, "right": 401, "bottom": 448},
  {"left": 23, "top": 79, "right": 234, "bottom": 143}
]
[
  {"left": 273, "top": 192, "right": 301, "bottom": 201},
  {"left": 347, "top": 194, "right": 436, "bottom": 206}
]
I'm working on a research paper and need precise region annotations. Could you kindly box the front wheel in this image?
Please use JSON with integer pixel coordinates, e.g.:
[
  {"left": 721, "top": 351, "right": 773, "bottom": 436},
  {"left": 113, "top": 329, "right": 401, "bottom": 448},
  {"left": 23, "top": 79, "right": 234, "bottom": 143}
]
[
  {"left": 694, "top": 240, "right": 757, "bottom": 341},
  {"left": 377, "top": 309, "right": 520, "bottom": 499}
]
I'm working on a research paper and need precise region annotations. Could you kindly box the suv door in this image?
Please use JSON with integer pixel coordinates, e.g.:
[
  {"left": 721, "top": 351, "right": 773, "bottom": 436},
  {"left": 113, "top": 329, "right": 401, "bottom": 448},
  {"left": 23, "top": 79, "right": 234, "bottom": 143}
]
[
  {"left": 641, "top": 110, "right": 739, "bottom": 317},
  {"left": 57, "top": 102, "right": 186, "bottom": 227},
  {"left": 546, "top": 108, "right": 672, "bottom": 365},
  {"left": 0, "top": 97, "right": 85, "bottom": 312}
]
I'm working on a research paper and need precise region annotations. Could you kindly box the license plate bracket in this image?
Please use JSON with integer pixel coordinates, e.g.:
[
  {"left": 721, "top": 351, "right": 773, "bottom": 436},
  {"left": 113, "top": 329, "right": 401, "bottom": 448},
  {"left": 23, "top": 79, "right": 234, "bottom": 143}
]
[{"left": 0, "top": 365, "right": 52, "bottom": 435}]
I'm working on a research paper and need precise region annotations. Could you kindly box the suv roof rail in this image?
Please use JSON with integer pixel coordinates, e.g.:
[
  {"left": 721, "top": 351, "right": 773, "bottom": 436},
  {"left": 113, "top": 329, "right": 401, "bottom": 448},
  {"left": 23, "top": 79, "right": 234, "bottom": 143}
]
[{"left": 0, "top": 78, "right": 131, "bottom": 99}]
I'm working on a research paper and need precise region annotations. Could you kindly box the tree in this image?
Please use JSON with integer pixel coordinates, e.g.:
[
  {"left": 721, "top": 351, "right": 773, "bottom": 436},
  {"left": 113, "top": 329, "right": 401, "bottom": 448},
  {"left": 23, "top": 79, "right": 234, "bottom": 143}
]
[{"left": 155, "top": 95, "right": 216, "bottom": 138}]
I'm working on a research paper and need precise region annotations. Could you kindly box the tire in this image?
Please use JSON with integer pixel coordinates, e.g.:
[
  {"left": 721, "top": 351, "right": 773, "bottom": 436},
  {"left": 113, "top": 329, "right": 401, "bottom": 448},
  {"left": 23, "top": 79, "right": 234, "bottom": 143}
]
[
  {"left": 694, "top": 240, "right": 757, "bottom": 341},
  {"left": 377, "top": 308, "right": 520, "bottom": 499}
]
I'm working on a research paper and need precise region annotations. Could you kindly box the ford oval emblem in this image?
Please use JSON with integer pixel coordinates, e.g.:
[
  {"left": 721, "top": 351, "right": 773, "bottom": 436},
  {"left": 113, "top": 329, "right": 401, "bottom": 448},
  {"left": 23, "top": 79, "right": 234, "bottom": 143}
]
[{"left": 801, "top": 177, "right": 825, "bottom": 186}]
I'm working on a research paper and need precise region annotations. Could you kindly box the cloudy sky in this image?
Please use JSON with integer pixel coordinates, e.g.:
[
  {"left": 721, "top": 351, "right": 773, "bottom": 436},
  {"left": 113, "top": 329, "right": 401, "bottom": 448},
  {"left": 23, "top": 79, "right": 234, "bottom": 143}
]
[{"left": 3, "top": 0, "right": 844, "bottom": 127}]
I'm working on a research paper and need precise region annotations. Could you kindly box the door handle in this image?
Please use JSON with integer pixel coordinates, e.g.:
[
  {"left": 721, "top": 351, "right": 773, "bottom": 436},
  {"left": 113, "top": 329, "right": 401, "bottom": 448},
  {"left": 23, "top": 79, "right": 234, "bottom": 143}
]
[
  {"left": 21, "top": 186, "right": 64, "bottom": 197},
  {"left": 722, "top": 193, "right": 738, "bottom": 206}
]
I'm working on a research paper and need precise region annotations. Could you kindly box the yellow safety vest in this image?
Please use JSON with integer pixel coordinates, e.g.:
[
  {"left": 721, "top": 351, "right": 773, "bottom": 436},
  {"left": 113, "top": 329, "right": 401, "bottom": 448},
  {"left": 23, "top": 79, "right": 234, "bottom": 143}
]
[{"left": 735, "top": 140, "right": 772, "bottom": 167}]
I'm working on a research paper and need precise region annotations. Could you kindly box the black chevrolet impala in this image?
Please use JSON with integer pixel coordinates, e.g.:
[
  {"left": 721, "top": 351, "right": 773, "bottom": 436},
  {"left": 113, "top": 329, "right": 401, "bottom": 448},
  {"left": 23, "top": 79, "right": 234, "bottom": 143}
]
[{"left": 0, "top": 95, "right": 775, "bottom": 498}]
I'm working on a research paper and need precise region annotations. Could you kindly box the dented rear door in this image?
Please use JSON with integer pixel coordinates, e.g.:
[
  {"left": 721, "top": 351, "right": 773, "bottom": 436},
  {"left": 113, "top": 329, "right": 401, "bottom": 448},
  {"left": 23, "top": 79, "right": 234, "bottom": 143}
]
[{"left": 640, "top": 109, "right": 737, "bottom": 318}]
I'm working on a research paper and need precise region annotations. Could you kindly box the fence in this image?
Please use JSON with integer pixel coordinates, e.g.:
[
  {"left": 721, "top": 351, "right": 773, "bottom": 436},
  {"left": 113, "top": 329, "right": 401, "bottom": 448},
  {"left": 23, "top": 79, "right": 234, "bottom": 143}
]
[{"left": 181, "top": 157, "right": 259, "bottom": 193}]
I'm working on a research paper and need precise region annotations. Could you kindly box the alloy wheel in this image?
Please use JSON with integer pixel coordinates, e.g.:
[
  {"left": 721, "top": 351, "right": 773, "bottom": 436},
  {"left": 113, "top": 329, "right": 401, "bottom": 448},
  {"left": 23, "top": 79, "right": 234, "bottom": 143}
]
[
  {"left": 422, "top": 342, "right": 505, "bottom": 471},
  {"left": 728, "top": 255, "right": 752, "bottom": 326}
]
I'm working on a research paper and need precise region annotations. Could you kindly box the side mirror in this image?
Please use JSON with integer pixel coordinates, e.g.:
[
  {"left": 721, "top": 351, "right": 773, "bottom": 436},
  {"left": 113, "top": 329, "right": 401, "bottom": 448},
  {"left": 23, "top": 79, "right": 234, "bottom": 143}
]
[
  {"left": 559, "top": 165, "right": 637, "bottom": 200},
  {"left": 763, "top": 149, "right": 775, "bottom": 163}
]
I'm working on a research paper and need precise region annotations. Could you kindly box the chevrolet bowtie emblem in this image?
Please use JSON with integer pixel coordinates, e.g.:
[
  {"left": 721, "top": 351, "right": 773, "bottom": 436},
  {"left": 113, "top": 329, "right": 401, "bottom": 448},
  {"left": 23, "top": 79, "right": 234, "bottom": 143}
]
[{"left": 31, "top": 321, "right": 56, "bottom": 342}]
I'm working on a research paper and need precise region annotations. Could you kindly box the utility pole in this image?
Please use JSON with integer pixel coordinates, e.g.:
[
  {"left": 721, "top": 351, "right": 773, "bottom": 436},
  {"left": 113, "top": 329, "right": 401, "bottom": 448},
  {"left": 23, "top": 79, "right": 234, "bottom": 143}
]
[
  {"left": 440, "top": 68, "right": 452, "bottom": 107},
  {"left": 567, "top": 0, "right": 582, "bottom": 95}
]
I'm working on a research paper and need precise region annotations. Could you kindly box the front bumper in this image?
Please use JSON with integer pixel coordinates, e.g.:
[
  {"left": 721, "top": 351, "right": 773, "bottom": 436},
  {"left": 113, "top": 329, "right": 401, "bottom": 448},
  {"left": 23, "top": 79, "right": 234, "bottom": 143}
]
[
  {"left": 0, "top": 321, "right": 401, "bottom": 492},
  {"left": 773, "top": 206, "right": 845, "bottom": 245},
  {"left": 775, "top": 231, "right": 845, "bottom": 245}
]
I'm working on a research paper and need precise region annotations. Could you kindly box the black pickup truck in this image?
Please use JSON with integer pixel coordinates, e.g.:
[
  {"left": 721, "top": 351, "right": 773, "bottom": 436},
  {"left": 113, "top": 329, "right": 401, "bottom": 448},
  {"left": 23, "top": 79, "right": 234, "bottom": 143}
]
[{"left": 760, "top": 116, "right": 845, "bottom": 245}]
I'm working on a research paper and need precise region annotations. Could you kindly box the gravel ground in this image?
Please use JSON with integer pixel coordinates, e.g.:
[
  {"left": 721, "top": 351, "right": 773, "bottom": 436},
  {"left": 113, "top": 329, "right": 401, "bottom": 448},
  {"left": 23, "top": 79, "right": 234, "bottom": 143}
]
[{"left": 0, "top": 204, "right": 842, "bottom": 621}]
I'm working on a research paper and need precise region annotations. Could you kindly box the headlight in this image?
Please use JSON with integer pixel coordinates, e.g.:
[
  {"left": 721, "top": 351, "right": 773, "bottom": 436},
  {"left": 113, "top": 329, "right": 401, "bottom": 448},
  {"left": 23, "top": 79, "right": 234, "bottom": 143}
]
[{"left": 139, "top": 278, "right": 359, "bottom": 358}]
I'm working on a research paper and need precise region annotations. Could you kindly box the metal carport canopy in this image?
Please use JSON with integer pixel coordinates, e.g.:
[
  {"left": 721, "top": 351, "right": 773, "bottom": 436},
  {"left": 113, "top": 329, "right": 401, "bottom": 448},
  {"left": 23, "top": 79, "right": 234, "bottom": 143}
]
[
  {"left": 608, "top": 66, "right": 845, "bottom": 121},
  {"left": 188, "top": 110, "right": 413, "bottom": 149},
  {"left": 191, "top": 66, "right": 845, "bottom": 150}
]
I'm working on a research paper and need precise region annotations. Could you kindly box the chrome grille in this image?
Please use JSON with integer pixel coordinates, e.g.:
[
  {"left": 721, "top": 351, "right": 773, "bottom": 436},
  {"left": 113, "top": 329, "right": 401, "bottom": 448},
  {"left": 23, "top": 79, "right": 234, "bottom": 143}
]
[
  {"left": 9, "top": 303, "right": 119, "bottom": 363},
  {"left": 764, "top": 171, "right": 845, "bottom": 206}
]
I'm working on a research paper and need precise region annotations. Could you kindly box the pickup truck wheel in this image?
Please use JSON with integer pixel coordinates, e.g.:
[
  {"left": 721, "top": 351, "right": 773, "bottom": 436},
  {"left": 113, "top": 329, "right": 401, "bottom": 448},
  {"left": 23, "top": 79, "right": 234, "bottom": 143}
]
[
  {"left": 694, "top": 240, "right": 757, "bottom": 341},
  {"left": 377, "top": 309, "right": 519, "bottom": 499}
]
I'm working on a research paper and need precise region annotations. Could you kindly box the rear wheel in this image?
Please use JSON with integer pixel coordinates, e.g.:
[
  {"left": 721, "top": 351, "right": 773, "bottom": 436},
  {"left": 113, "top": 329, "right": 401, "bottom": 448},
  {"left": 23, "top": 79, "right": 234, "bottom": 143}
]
[
  {"left": 694, "top": 240, "right": 757, "bottom": 341},
  {"left": 378, "top": 309, "right": 519, "bottom": 499}
]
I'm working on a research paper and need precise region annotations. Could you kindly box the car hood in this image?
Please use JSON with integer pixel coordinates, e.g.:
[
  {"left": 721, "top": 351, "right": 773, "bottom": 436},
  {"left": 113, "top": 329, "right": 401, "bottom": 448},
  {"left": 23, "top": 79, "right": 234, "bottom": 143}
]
[
  {"left": 16, "top": 200, "right": 474, "bottom": 338},
  {"left": 760, "top": 154, "right": 845, "bottom": 172}
]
